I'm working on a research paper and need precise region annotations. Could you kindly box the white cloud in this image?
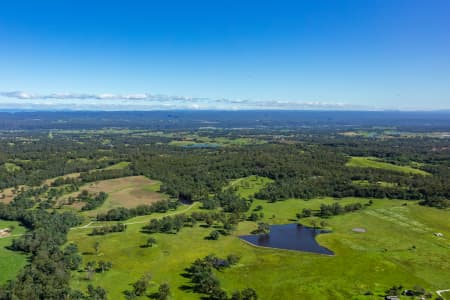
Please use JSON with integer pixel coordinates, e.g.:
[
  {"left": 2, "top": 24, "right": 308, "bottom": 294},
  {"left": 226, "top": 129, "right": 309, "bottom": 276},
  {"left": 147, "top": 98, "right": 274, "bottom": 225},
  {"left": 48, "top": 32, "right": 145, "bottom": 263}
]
[{"left": 0, "top": 90, "right": 374, "bottom": 110}]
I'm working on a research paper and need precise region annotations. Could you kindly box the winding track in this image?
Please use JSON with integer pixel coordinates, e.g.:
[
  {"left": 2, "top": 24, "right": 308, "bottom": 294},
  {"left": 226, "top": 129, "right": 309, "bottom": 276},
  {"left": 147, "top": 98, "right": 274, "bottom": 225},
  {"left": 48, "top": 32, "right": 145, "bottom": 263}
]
[
  {"left": 437, "top": 289, "right": 450, "bottom": 299},
  {"left": 70, "top": 202, "right": 198, "bottom": 230},
  {"left": 0, "top": 202, "right": 197, "bottom": 239}
]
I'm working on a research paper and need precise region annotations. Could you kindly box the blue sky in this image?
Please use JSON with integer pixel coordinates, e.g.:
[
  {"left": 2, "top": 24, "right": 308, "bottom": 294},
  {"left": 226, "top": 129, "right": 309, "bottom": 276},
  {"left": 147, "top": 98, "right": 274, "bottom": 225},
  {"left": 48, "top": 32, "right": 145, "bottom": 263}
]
[{"left": 0, "top": 0, "right": 449, "bottom": 110}]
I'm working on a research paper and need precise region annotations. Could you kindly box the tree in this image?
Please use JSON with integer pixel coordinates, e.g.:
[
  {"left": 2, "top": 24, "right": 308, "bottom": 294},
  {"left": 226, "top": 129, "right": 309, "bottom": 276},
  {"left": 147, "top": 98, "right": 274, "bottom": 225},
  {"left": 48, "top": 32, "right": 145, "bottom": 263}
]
[
  {"left": 86, "top": 261, "right": 96, "bottom": 280},
  {"left": 146, "top": 237, "right": 157, "bottom": 247},
  {"left": 301, "top": 208, "right": 312, "bottom": 217},
  {"left": 94, "top": 241, "right": 100, "bottom": 255},
  {"left": 63, "top": 243, "right": 82, "bottom": 270},
  {"left": 252, "top": 222, "right": 270, "bottom": 234},
  {"left": 87, "top": 284, "right": 107, "bottom": 300},
  {"left": 158, "top": 283, "right": 171, "bottom": 300},
  {"left": 98, "top": 260, "right": 112, "bottom": 273},
  {"left": 133, "top": 272, "right": 152, "bottom": 296},
  {"left": 208, "top": 230, "right": 220, "bottom": 240},
  {"left": 210, "top": 288, "right": 228, "bottom": 300},
  {"left": 231, "top": 288, "right": 258, "bottom": 300}
]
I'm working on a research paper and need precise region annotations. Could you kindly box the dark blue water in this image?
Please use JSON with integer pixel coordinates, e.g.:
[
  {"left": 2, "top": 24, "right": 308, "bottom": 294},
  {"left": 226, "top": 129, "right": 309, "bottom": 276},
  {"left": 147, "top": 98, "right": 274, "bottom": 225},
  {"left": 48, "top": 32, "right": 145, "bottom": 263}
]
[{"left": 240, "top": 224, "right": 334, "bottom": 255}]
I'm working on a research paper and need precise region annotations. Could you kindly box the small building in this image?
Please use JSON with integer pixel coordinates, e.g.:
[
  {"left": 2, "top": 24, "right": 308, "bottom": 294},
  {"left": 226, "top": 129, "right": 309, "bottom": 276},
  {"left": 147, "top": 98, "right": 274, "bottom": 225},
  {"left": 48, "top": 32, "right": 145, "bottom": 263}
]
[
  {"left": 434, "top": 232, "right": 444, "bottom": 237},
  {"left": 385, "top": 296, "right": 400, "bottom": 300}
]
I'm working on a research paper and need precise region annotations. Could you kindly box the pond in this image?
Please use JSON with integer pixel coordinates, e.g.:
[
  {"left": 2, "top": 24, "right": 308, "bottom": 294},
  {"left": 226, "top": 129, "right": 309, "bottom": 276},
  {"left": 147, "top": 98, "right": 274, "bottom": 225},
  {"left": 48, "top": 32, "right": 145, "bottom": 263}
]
[{"left": 239, "top": 223, "right": 334, "bottom": 255}]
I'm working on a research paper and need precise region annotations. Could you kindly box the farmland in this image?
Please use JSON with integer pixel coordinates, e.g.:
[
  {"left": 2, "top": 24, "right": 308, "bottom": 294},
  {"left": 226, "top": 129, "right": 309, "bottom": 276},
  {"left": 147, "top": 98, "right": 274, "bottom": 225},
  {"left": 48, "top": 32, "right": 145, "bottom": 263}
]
[
  {"left": 62, "top": 176, "right": 168, "bottom": 215},
  {"left": 68, "top": 196, "right": 450, "bottom": 299},
  {"left": 0, "top": 220, "right": 27, "bottom": 285},
  {"left": 346, "top": 157, "right": 430, "bottom": 176},
  {"left": 0, "top": 113, "right": 449, "bottom": 299}
]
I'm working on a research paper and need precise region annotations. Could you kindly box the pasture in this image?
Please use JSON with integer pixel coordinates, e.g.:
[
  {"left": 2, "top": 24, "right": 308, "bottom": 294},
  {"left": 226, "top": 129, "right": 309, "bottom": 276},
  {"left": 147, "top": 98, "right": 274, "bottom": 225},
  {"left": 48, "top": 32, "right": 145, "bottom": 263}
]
[
  {"left": 0, "top": 220, "right": 27, "bottom": 284},
  {"left": 63, "top": 176, "right": 168, "bottom": 215},
  {"left": 346, "top": 157, "right": 430, "bottom": 176},
  {"left": 228, "top": 175, "right": 273, "bottom": 198},
  {"left": 1, "top": 162, "right": 21, "bottom": 173},
  {"left": 68, "top": 197, "right": 450, "bottom": 299}
]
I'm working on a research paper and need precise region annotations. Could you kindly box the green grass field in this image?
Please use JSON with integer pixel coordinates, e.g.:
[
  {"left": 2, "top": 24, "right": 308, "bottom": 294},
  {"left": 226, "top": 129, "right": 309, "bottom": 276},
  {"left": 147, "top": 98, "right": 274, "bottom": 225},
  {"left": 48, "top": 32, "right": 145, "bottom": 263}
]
[
  {"left": 441, "top": 291, "right": 450, "bottom": 299},
  {"left": 346, "top": 157, "right": 430, "bottom": 176},
  {"left": 1, "top": 162, "right": 22, "bottom": 173},
  {"left": 352, "top": 180, "right": 398, "bottom": 188},
  {"left": 68, "top": 197, "right": 450, "bottom": 299},
  {"left": 0, "top": 220, "right": 27, "bottom": 284},
  {"left": 228, "top": 175, "right": 273, "bottom": 198},
  {"left": 103, "top": 161, "right": 130, "bottom": 170}
]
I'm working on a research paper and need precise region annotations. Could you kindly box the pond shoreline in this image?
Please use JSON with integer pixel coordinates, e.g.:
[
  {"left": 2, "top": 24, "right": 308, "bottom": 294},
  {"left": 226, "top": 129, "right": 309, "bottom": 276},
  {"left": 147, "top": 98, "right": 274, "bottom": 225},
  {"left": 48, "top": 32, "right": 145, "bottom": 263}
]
[{"left": 239, "top": 223, "right": 335, "bottom": 255}]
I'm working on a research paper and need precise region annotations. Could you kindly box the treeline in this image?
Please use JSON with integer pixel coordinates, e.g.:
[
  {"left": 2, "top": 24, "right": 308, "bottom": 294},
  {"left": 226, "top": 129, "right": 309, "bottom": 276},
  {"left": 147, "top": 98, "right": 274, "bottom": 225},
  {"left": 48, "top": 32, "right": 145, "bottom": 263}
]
[
  {"left": 419, "top": 196, "right": 450, "bottom": 209},
  {"left": 90, "top": 223, "right": 127, "bottom": 235},
  {"left": 298, "top": 201, "right": 370, "bottom": 219},
  {"left": 79, "top": 191, "right": 108, "bottom": 211},
  {"left": 142, "top": 211, "right": 240, "bottom": 236},
  {"left": 185, "top": 255, "right": 258, "bottom": 299},
  {"left": 131, "top": 144, "right": 450, "bottom": 208},
  {"left": 1, "top": 130, "right": 450, "bottom": 211},
  {"left": 96, "top": 199, "right": 179, "bottom": 221},
  {"left": 201, "top": 190, "right": 252, "bottom": 213},
  {"left": 0, "top": 200, "right": 107, "bottom": 299}
]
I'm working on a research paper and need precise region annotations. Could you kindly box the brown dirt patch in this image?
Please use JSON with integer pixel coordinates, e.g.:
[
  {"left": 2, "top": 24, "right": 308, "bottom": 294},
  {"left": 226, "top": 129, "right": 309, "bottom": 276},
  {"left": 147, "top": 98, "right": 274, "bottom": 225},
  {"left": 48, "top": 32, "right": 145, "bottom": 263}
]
[
  {"left": 0, "top": 186, "right": 27, "bottom": 204},
  {"left": 62, "top": 176, "right": 166, "bottom": 211},
  {"left": 0, "top": 228, "right": 11, "bottom": 238}
]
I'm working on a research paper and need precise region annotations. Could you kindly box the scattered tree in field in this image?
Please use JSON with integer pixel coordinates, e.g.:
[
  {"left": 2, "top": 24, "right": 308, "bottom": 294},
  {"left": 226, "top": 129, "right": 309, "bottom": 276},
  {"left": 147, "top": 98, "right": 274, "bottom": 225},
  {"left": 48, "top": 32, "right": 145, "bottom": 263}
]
[
  {"left": 86, "top": 261, "right": 96, "bottom": 280},
  {"left": 231, "top": 288, "right": 259, "bottom": 300},
  {"left": 208, "top": 230, "right": 220, "bottom": 240},
  {"left": 87, "top": 284, "right": 107, "bottom": 300},
  {"left": 98, "top": 260, "right": 113, "bottom": 273},
  {"left": 94, "top": 241, "right": 100, "bottom": 255},
  {"left": 146, "top": 237, "right": 157, "bottom": 247},
  {"left": 185, "top": 254, "right": 241, "bottom": 297},
  {"left": 157, "top": 283, "right": 171, "bottom": 300},
  {"left": 301, "top": 208, "right": 312, "bottom": 217},
  {"left": 252, "top": 222, "right": 270, "bottom": 234},
  {"left": 133, "top": 272, "right": 152, "bottom": 296},
  {"left": 91, "top": 222, "right": 127, "bottom": 235}
]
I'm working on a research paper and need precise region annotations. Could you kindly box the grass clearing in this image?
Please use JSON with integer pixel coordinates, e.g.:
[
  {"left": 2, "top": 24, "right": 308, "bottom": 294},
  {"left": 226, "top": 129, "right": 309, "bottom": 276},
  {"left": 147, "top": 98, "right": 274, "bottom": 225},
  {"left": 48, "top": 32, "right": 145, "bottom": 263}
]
[
  {"left": 228, "top": 175, "right": 273, "bottom": 198},
  {"left": 0, "top": 220, "right": 27, "bottom": 284},
  {"left": 69, "top": 198, "right": 450, "bottom": 299},
  {"left": 1, "top": 162, "right": 21, "bottom": 173},
  {"left": 103, "top": 161, "right": 130, "bottom": 170},
  {"left": 63, "top": 176, "right": 168, "bottom": 216},
  {"left": 352, "top": 180, "right": 398, "bottom": 188},
  {"left": 346, "top": 157, "right": 430, "bottom": 176}
]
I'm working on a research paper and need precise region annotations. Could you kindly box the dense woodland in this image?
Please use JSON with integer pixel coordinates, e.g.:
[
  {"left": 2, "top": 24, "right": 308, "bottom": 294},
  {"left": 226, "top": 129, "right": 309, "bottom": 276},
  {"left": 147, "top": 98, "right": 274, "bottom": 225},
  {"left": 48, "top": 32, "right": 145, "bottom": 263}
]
[{"left": 0, "top": 112, "right": 449, "bottom": 299}]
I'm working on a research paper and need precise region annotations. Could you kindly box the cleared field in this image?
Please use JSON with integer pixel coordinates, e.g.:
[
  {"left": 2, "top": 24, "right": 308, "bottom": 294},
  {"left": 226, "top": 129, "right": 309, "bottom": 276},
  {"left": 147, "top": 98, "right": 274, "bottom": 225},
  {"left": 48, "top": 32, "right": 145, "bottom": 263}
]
[
  {"left": 102, "top": 161, "right": 130, "bottom": 170},
  {"left": 169, "top": 135, "right": 267, "bottom": 147},
  {"left": 352, "top": 180, "right": 398, "bottom": 188},
  {"left": 228, "top": 175, "right": 273, "bottom": 199},
  {"left": 346, "top": 157, "right": 430, "bottom": 176},
  {"left": 69, "top": 198, "right": 450, "bottom": 299},
  {"left": 64, "top": 176, "right": 168, "bottom": 214},
  {"left": 0, "top": 220, "right": 27, "bottom": 284},
  {"left": 1, "top": 162, "right": 21, "bottom": 173}
]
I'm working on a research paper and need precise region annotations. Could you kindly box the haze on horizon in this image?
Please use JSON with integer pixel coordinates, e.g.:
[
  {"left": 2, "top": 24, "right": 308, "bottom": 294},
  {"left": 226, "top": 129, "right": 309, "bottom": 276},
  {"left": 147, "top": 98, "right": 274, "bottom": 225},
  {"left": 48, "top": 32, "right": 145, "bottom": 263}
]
[{"left": 0, "top": 0, "right": 449, "bottom": 111}]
